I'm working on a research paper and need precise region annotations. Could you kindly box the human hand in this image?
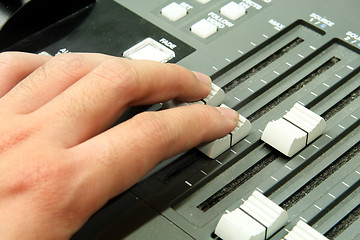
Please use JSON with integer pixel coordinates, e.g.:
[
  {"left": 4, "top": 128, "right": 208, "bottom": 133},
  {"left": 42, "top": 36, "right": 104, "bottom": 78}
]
[{"left": 0, "top": 52, "right": 239, "bottom": 239}]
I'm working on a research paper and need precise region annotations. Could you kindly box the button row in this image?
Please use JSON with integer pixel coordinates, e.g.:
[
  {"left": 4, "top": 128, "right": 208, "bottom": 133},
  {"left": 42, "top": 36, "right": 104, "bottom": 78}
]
[{"left": 161, "top": 2, "right": 246, "bottom": 38}]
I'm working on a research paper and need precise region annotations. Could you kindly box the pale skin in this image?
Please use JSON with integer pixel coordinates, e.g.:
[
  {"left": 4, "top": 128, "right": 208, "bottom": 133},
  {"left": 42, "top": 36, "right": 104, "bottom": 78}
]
[{"left": 0, "top": 52, "right": 239, "bottom": 239}]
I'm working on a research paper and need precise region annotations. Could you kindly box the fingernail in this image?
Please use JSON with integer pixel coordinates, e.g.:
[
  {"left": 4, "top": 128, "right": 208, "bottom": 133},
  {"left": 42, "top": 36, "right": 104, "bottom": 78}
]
[
  {"left": 192, "top": 71, "right": 212, "bottom": 88},
  {"left": 216, "top": 107, "right": 239, "bottom": 124}
]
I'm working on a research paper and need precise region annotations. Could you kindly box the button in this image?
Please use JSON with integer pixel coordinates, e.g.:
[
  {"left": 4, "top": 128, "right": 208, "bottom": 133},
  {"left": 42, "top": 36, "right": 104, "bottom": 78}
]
[
  {"left": 261, "top": 103, "right": 326, "bottom": 157},
  {"left": 196, "top": 0, "right": 212, "bottom": 4},
  {"left": 161, "top": 2, "right": 187, "bottom": 21},
  {"left": 284, "top": 220, "right": 329, "bottom": 240},
  {"left": 220, "top": 2, "right": 246, "bottom": 20},
  {"left": 123, "top": 38, "right": 175, "bottom": 63},
  {"left": 191, "top": 19, "right": 217, "bottom": 38}
]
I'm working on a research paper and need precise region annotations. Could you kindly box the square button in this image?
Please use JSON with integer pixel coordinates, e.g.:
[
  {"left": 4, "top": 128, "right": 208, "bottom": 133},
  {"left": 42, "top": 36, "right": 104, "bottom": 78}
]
[
  {"left": 220, "top": 2, "right": 246, "bottom": 20},
  {"left": 123, "top": 38, "right": 175, "bottom": 63},
  {"left": 161, "top": 2, "right": 187, "bottom": 21},
  {"left": 191, "top": 19, "right": 217, "bottom": 38}
]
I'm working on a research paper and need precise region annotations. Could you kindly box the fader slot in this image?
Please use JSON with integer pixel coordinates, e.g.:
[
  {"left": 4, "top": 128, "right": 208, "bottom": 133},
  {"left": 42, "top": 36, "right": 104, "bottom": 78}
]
[
  {"left": 197, "top": 153, "right": 279, "bottom": 212},
  {"left": 279, "top": 140, "right": 360, "bottom": 211},
  {"left": 157, "top": 149, "right": 210, "bottom": 184},
  {"left": 222, "top": 37, "right": 304, "bottom": 93},
  {"left": 237, "top": 43, "right": 359, "bottom": 121},
  {"left": 211, "top": 21, "right": 325, "bottom": 84},
  {"left": 248, "top": 56, "right": 341, "bottom": 122},
  {"left": 325, "top": 203, "right": 360, "bottom": 239},
  {"left": 321, "top": 86, "right": 360, "bottom": 121}
]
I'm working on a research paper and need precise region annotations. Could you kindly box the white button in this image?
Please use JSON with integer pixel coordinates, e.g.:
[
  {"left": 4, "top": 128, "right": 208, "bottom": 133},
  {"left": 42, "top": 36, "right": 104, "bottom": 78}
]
[
  {"left": 123, "top": 38, "right": 175, "bottom": 63},
  {"left": 197, "top": 0, "right": 212, "bottom": 4},
  {"left": 220, "top": 2, "right": 246, "bottom": 20},
  {"left": 191, "top": 19, "right": 217, "bottom": 38},
  {"left": 161, "top": 2, "right": 187, "bottom": 21}
]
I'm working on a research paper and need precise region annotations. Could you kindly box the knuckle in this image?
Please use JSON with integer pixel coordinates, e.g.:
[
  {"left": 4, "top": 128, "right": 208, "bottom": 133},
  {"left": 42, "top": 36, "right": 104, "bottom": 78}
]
[
  {"left": 91, "top": 58, "right": 139, "bottom": 95},
  {"left": 5, "top": 159, "right": 63, "bottom": 197},
  {"left": 0, "top": 52, "right": 20, "bottom": 72},
  {"left": 131, "top": 111, "right": 177, "bottom": 146},
  {"left": 166, "top": 63, "right": 191, "bottom": 90},
  {"left": 47, "top": 53, "right": 89, "bottom": 78}
]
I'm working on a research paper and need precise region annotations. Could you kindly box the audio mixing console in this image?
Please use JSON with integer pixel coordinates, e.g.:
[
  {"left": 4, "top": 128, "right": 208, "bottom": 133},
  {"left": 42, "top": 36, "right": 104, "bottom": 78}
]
[{"left": 1, "top": 0, "right": 359, "bottom": 239}]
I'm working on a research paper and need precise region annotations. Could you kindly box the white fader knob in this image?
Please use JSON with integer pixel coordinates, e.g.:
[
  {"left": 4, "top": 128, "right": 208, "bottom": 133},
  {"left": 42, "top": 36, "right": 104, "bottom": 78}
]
[
  {"left": 215, "top": 190, "right": 288, "bottom": 240},
  {"left": 197, "top": 104, "right": 251, "bottom": 159},
  {"left": 197, "top": 134, "right": 232, "bottom": 159},
  {"left": 283, "top": 103, "right": 326, "bottom": 144},
  {"left": 231, "top": 113, "right": 252, "bottom": 146},
  {"left": 203, "top": 83, "right": 225, "bottom": 107},
  {"left": 261, "top": 103, "right": 326, "bottom": 157},
  {"left": 240, "top": 190, "right": 288, "bottom": 239},
  {"left": 162, "top": 83, "right": 225, "bottom": 108},
  {"left": 215, "top": 208, "right": 266, "bottom": 240},
  {"left": 284, "top": 220, "right": 329, "bottom": 240},
  {"left": 261, "top": 118, "right": 307, "bottom": 157}
]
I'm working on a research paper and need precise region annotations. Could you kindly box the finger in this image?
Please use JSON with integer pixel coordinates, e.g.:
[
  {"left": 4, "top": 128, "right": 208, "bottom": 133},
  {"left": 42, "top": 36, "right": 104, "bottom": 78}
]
[
  {"left": 36, "top": 58, "right": 212, "bottom": 147},
  {"left": 70, "top": 104, "right": 239, "bottom": 200},
  {"left": 0, "top": 53, "right": 114, "bottom": 115},
  {"left": 0, "top": 52, "right": 51, "bottom": 97}
]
